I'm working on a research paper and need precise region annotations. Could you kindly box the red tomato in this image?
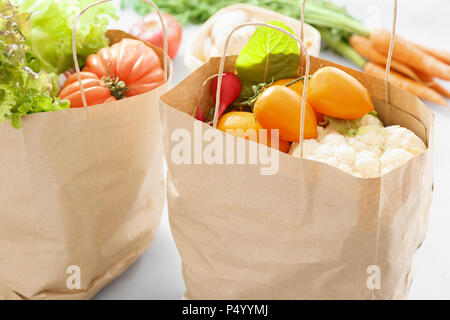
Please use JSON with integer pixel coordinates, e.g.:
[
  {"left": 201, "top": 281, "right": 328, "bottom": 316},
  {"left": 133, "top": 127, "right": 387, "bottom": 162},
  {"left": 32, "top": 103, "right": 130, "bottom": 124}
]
[
  {"left": 59, "top": 72, "right": 117, "bottom": 107},
  {"left": 130, "top": 12, "right": 182, "bottom": 59},
  {"left": 59, "top": 39, "right": 164, "bottom": 108}
]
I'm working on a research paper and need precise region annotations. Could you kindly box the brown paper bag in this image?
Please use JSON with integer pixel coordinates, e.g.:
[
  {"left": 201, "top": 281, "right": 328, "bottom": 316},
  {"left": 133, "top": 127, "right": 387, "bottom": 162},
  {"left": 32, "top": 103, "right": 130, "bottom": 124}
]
[
  {"left": 0, "top": 29, "right": 170, "bottom": 299},
  {"left": 159, "top": 53, "right": 434, "bottom": 299}
]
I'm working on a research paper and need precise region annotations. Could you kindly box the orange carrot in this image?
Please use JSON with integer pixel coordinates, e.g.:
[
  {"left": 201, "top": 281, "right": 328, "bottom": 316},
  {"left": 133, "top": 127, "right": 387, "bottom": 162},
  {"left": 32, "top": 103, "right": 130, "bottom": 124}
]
[
  {"left": 349, "top": 35, "right": 420, "bottom": 81},
  {"left": 415, "top": 44, "right": 450, "bottom": 65},
  {"left": 370, "top": 29, "right": 450, "bottom": 80},
  {"left": 364, "top": 62, "right": 447, "bottom": 106},
  {"left": 414, "top": 70, "right": 450, "bottom": 98}
]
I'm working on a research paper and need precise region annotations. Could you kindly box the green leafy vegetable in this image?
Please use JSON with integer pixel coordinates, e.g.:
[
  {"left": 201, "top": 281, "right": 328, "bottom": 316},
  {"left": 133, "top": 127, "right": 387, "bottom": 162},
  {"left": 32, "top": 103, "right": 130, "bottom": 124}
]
[
  {"left": 235, "top": 21, "right": 299, "bottom": 97},
  {"left": 19, "top": 0, "right": 118, "bottom": 74},
  {"left": 120, "top": 0, "right": 307, "bottom": 25},
  {"left": 325, "top": 115, "right": 361, "bottom": 137},
  {"left": 0, "top": 0, "right": 69, "bottom": 129}
]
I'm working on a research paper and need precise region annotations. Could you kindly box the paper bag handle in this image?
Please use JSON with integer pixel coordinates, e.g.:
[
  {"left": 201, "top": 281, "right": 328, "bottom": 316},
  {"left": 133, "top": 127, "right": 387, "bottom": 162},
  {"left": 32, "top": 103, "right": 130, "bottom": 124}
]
[
  {"left": 384, "top": 0, "right": 398, "bottom": 104},
  {"left": 72, "top": 0, "right": 169, "bottom": 109},
  {"left": 297, "top": 0, "right": 307, "bottom": 77},
  {"left": 371, "top": 0, "right": 398, "bottom": 300},
  {"left": 212, "top": 22, "right": 311, "bottom": 158}
]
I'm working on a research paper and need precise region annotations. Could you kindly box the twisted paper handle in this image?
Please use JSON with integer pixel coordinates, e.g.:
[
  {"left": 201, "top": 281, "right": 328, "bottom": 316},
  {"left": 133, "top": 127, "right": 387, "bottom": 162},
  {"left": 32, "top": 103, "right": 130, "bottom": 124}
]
[
  {"left": 385, "top": 0, "right": 398, "bottom": 104},
  {"left": 372, "top": 0, "right": 398, "bottom": 301},
  {"left": 72, "top": 0, "right": 169, "bottom": 109}
]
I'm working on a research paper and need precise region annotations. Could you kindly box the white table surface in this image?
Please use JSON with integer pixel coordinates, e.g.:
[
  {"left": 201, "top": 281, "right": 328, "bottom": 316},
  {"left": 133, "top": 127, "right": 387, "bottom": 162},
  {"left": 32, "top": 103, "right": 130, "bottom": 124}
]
[{"left": 94, "top": 0, "right": 450, "bottom": 300}]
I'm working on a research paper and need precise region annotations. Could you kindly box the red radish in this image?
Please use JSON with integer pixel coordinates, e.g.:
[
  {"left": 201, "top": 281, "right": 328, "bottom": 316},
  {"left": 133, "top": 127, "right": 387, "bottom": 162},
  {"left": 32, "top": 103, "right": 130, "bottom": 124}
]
[
  {"left": 210, "top": 72, "right": 242, "bottom": 120},
  {"left": 196, "top": 103, "right": 206, "bottom": 122},
  {"left": 196, "top": 72, "right": 242, "bottom": 122}
]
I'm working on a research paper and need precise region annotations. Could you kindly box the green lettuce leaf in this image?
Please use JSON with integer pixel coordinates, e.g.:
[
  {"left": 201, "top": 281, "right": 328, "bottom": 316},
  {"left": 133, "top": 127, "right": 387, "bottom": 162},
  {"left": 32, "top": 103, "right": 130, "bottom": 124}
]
[
  {"left": 19, "top": 0, "right": 118, "bottom": 74},
  {"left": 235, "top": 21, "right": 300, "bottom": 97},
  {"left": 0, "top": 0, "right": 69, "bottom": 129}
]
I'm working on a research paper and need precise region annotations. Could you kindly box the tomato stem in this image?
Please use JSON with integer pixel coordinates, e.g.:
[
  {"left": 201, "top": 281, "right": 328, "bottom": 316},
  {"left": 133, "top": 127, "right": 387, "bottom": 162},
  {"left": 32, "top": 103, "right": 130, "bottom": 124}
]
[
  {"left": 237, "top": 79, "right": 274, "bottom": 109},
  {"left": 102, "top": 75, "right": 127, "bottom": 99},
  {"left": 284, "top": 75, "right": 311, "bottom": 88},
  {"left": 102, "top": 65, "right": 128, "bottom": 99}
]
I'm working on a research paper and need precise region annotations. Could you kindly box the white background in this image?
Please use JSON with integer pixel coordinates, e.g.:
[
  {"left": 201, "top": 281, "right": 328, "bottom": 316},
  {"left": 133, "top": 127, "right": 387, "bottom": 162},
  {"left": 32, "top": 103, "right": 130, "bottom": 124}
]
[{"left": 95, "top": 0, "right": 450, "bottom": 299}]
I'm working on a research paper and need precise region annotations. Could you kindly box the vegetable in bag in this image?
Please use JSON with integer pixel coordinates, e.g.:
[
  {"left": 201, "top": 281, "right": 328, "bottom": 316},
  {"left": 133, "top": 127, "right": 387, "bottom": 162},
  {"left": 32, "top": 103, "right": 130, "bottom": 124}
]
[{"left": 0, "top": 0, "right": 69, "bottom": 129}]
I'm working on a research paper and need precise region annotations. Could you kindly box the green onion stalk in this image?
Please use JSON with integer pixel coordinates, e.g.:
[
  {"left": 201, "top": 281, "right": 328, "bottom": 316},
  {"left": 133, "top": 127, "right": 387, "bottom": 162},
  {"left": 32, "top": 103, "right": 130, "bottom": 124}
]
[
  {"left": 318, "top": 28, "right": 366, "bottom": 68},
  {"left": 302, "top": 0, "right": 370, "bottom": 67},
  {"left": 121, "top": 0, "right": 370, "bottom": 67}
]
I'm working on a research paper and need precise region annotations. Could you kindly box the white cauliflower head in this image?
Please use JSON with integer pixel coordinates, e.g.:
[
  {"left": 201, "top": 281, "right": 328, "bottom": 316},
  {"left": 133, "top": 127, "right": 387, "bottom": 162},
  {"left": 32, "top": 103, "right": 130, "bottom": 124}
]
[
  {"left": 360, "top": 113, "right": 383, "bottom": 128},
  {"left": 380, "top": 149, "right": 414, "bottom": 175},
  {"left": 300, "top": 140, "right": 356, "bottom": 174},
  {"left": 358, "top": 126, "right": 385, "bottom": 148},
  {"left": 354, "top": 150, "right": 380, "bottom": 178},
  {"left": 355, "top": 126, "right": 385, "bottom": 157},
  {"left": 288, "top": 112, "right": 426, "bottom": 178},
  {"left": 334, "top": 145, "right": 356, "bottom": 167},
  {"left": 322, "top": 133, "right": 347, "bottom": 146},
  {"left": 315, "top": 144, "right": 337, "bottom": 160},
  {"left": 347, "top": 136, "right": 368, "bottom": 153},
  {"left": 289, "top": 139, "right": 320, "bottom": 158},
  {"left": 384, "top": 125, "right": 426, "bottom": 155}
]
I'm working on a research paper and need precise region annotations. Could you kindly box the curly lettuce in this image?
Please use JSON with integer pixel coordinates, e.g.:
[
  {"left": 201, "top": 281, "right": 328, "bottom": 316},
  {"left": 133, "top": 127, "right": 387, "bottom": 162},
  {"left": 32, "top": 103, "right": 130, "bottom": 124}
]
[
  {"left": 0, "top": 0, "right": 69, "bottom": 129},
  {"left": 19, "top": 0, "right": 118, "bottom": 74}
]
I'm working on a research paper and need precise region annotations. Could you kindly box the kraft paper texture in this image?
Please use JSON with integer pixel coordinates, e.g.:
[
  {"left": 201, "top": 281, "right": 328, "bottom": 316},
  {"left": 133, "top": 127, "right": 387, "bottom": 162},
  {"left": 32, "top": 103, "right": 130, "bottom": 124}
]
[
  {"left": 159, "top": 55, "right": 434, "bottom": 299},
  {"left": 0, "top": 30, "right": 169, "bottom": 299}
]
